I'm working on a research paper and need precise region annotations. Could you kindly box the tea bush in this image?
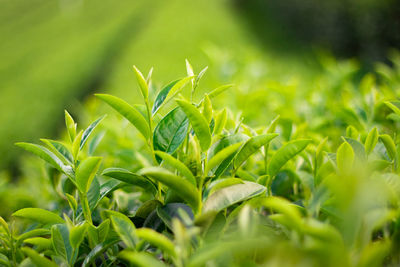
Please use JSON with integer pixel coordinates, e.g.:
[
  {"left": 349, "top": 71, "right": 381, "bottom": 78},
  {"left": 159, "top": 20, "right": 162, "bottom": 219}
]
[{"left": 1, "top": 59, "right": 400, "bottom": 266}]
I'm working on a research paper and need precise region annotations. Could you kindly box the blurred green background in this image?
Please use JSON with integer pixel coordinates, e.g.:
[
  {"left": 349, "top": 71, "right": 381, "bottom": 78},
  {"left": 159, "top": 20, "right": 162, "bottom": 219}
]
[{"left": 0, "top": 0, "right": 398, "bottom": 174}]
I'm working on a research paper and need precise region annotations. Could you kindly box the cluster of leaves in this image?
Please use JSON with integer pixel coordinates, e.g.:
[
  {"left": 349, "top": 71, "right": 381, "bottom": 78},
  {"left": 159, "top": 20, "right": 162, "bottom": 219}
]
[{"left": 2, "top": 60, "right": 400, "bottom": 267}]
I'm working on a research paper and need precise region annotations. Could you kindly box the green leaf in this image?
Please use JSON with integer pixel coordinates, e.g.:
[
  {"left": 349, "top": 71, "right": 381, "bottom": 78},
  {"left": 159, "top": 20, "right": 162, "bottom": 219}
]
[
  {"left": 80, "top": 115, "right": 105, "bottom": 150},
  {"left": 268, "top": 139, "right": 311, "bottom": 177},
  {"left": 15, "top": 142, "right": 73, "bottom": 177},
  {"left": 379, "top": 134, "right": 396, "bottom": 160},
  {"left": 213, "top": 109, "right": 227, "bottom": 135},
  {"left": 21, "top": 247, "right": 58, "bottom": 267},
  {"left": 72, "top": 130, "right": 83, "bottom": 161},
  {"left": 119, "top": 251, "right": 167, "bottom": 267},
  {"left": 13, "top": 208, "right": 64, "bottom": 225},
  {"left": 203, "top": 181, "right": 266, "bottom": 213},
  {"left": 136, "top": 228, "right": 176, "bottom": 257},
  {"left": 155, "top": 151, "right": 196, "bottom": 186},
  {"left": 153, "top": 107, "right": 189, "bottom": 155},
  {"left": 17, "top": 229, "right": 51, "bottom": 245},
  {"left": 234, "top": 133, "right": 278, "bottom": 169},
  {"left": 133, "top": 65, "right": 149, "bottom": 99},
  {"left": 82, "top": 238, "right": 119, "bottom": 267},
  {"left": 336, "top": 141, "right": 354, "bottom": 173},
  {"left": 176, "top": 99, "right": 211, "bottom": 151},
  {"left": 87, "top": 219, "right": 110, "bottom": 244},
  {"left": 152, "top": 76, "right": 193, "bottom": 115},
  {"left": 208, "top": 84, "right": 234, "bottom": 99},
  {"left": 140, "top": 167, "right": 199, "bottom": 211},
  {"left": 202, "top": 94, "right": 213, "bottom": 123},
  {"left": 108, "top": 211, "right": 137, "bottom": 249},
  {"left": 365, "top": 127, "right": 379, "bottom": 155},
  {"left": 69, "top": 223, "right": 87, "bottom": 250},
  {"left": 65, "top": 193, "right": 77, "bottom": 213},
  {"left": 64, "top": 110, "right": 76, "bottom": 143},
  {"left": 102, "top": 168, "right": 157, "bottom": 195},
  {"left": 76, "top": 157, "right": 102, "bottom": 194},
  {"left": 95, "top": 94, "right": 150, "bottom": 139},
  {"left": 206, "top": 142, "right": 243, "bottom": 175},
  {"left": 204, "top": 178, "right": 244, "bottom": 198},
  {"left": 40, "top": 139, "right": 72, "bottom": 165},
  {"left": 384, "top": 101, "right": 400, "bottom": 116},
  {"left": 51, "top": 224, "right": 73, "bottom": 263},
  {"left": 23, "top": 237, "right": 52, "bottom": 251}
]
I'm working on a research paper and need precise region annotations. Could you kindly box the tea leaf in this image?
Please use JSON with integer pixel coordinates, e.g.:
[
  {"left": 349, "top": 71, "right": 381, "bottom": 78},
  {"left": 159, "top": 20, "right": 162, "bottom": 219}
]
[
  {"left": 203, "top": 181, "right": 266, "bottom": 213},
  {"left": 152, "top": 77, "right": 193, "bottom": 115},
  {"left": 133, "top": 65, "right": 149, "bottom": 100},
  {"left": 119, "top": 251, "right": 167, "bottom": 267},
  {"left": 64, "top": 110, "right": 76, "bottom": 143},
  {"left": 268, "top": 139, "right": 311, "bottom": 177},
  {"left": 365, "top": 127, "right": 378, "bottom": 155},
  {"left": 379, "top": 134, "right": 397, "bottom": 160},
  {"left": 136, "top": 228, "right": 176, "bottom": 257},
  {"left": 95, "top": 94, "right": 150, "bottom": 139},
  {"left": 177, "top": 99, "right": 211, "bottom": 151},
  {"left": 13, "top": 208, "right": 64, "bottom": 225},
  {"left": 69, "top": 223, "right": 87, "bottom": 250},
  {"left": 208, "top": 84, "right": 234, "bottom": 99},
  {"left": 213, "top": 109, "right": 227, "bottom": 135},
  {"left": 21, "top": 247, "right": 58, "bottom": 267},
  {"left": 155, "top": 151, "right": 196, "bottom": 186},
  {"left": 76, "top": 157, "right": 102, "bottom": 194},
  {"left": 140, "top": 167, "right": 199, "bottom": 211},
  {"left": 153, "top": 107, "right": 189, "bottom": 155},
  {"left": 234, "top": 133, "right": 278, "bottom": 169},
  {"left": 206, "top": 142, "right": 243, "bottom": 175},
  {"left": 108, "top": 211, "right": 137, "bottom": 249},
  {"left": 102, "top": 167, "right": 157, "bottom": 195},
  {"left": 336, "top": 141, "right": 355, "bottom": 173},
  {"left": 80, "top": 115, "right": 105, "bottom": 150}
]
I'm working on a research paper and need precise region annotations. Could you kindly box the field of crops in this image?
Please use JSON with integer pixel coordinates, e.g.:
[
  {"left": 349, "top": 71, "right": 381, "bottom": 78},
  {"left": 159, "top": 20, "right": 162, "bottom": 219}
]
[{"left": 2, "top": 0, "right": 400, "bottom": 266}]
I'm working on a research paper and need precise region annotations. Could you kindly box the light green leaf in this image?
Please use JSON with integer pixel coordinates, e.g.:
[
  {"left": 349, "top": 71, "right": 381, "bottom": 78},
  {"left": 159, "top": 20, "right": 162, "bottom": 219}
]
[
  {"left": 234, "top": 133, "right": 278, "bottom": 169},
  {"left": 72, "top": 130, "right": 83, "bottom": 161},
  {"left": 205, "top": 178, "right": 244, "bottom": 198},
  {"left": 152, "top": 77, "right": 193, "bottom": 115},
  {"left": 202, "top": 94, "right": 213, "bottom": 123},
  {"left": 69, "top": 223, "right": 87, "bottom": 250},
  {"left": 365, "top": 127, "right": 379, "bottom": 155},
  {"left": 213, "top": 109, "right": 227, "bottom": 135},
  {"left": 206, "top": 142, "right": 243, "bottom": 175},
  {"left": 40, "top": 139, "right": 72, "bottom": 165},
  {"left": 379, "top": 134, "right": 396, "bottom": 160},
  {"left": 64, "top": 110, "right": 76, "bottom": 143},
  {"left": 208, "top": 84, "right": 234, "bottom": 99},
  {"left": 101, "top": 167, "right": 157, "bottom": 195},
  {"left": 203, "top": 181, "right": 266, "bottom": 213},
  {"left": 51, "top": 224, "right": 73, "bottom": 262},
  {"left": 21, "top": 247, "right": 58, "bottom": 267},
  {"left": 133, "top": 65, "right": 149, "bottom": 99},
  {"left": 76, "top": 157, "right": 102, "bottom": 194},
  {"left": 140, "top": 167, "right": 199, "bottom": 211},
  {"left": 15, "top": 142, "right": 73, "bottom": 177},
  {"left": 82, "top": 238, "right": 119, "bottom": 267},
  {"left": 119, "top": 251, "right": 167, "bottom": 267},
  {"left": 17, "top": 229, "right": 51, "bottom": 245},
  {"left": 153, "top": 107, "right": 189, "bottom": 155},
  {"left": 136, "top": 228, "right": 176, "bottom": 257},
  {"left": 80, "top": 115, "right": 105, "bottom": 150},
  {"left": 268, "top": 139, "right": 311, "bottom": 177},
  {"left": 108, "top": 211, "right": 137, "bottom": 249},
  {"left": 87, "top": 219, "right": 110, "bottom": 244},
  {"left": 336, "top": 141, "right": 354, "bottom": 173},
  {"left": 177, "top": 99, "right": 211, "bottom": 151},
  {"left": 384, "top": 101, "right": 400, "bottom": 116},
  {"left": 65, "top": 193, "right": 77, "bottom": 213},
  {"left": 155, "top": 151, "right": 196, "bottom": 186},
  {"left": 13, "top": 208, "right": 64, "bottom": 225},
  {"left": 95, "top": 94, "right": 150, "bottom": 139}
]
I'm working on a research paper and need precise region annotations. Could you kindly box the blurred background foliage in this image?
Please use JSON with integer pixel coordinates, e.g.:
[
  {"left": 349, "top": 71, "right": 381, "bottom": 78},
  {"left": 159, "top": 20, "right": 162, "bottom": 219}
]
[{"left": 0, "top": 0, "right": 399, "bottom": 175}]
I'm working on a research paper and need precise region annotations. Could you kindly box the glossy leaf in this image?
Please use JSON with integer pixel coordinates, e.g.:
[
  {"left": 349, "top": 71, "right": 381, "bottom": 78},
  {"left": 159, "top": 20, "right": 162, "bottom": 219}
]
[
  {"left": 108, "top": 211, "right": 137, "bottom": 249},
  {"left": 365, "top": 127, "right": 379, "bottom": 155},
  {"left": 64, "top": 110, "right": 76, "bottom": 143},
  {"left": 102, "top": 167, "right": 157, "bottom": 195},
  {"left": 213, "top": 109, "right": 227, "bottom": 135},
  {"left": 136, "top": 228, "right": 176, "bottom": 257},
  {"left": 203, "top": 181, "right": 266, "bottom": 213},
  {"left": 268, "top": 139, "right": 311, "bottom": 177},
  {"left": 69, "top": 223, "right": 87, "bottom": 250},
  {"left": 234, "top": 133, "right": 278, "bottom": 169},
  {"left": 40, "top": 139, "right": 72, "bottom": 165},
  {"left": 95, "top": 94, "right": 150, "bottom": 139},
  {"left": 76, "top": 157, "right": 102, "bottom": 194},
  {"left": 208, "top": 84, "right": 234, "bottom": 99},
  {"left": 13, "top": 208, "right": 64, "bottom": 225},
  {"left": 206, "top": 142, "right": 243, "bottom": 175},
  {"left": 379, "top": 134, "right": 396, "bottom": 160},
  {"left": 153, "top": 107, "right": 189, "bottom": 155},
  {"left": 119, "top": 251, "right": 167, "bottom": 267},
  {"left": 21, "top": 247, "right": 58, "bottom": 267},
  {"left": 155, "top": 151, "right": 196, "bottom": 186},
  {"left": 82, "top": 238, "right": 119, "bottom": 267},
  {"left": 152, "top": 76, "right": 193, "bottom": 115},
  {"left": 133, "top": 65, "right": 149, "bottom": 99},
  {"left": 80, "top": 115, "right": 105, "bottom": 150},
  {"left": 51, "top": 224, "right": 73, "bottom": 263},
  {"left": 336, "top": 141, "right": 355, "bottom": 173},
  {"left": 177, "top": 99, "right": 211, "bottom": 151},
  {"left": 140, "top": 167, "right": 199, "bottom": 211}
]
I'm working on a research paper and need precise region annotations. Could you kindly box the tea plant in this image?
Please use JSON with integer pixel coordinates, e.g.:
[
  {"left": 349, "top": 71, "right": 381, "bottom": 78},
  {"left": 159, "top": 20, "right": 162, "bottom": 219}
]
[{"left": 1, "top": 60, "right": 400, "bottom": 266}]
